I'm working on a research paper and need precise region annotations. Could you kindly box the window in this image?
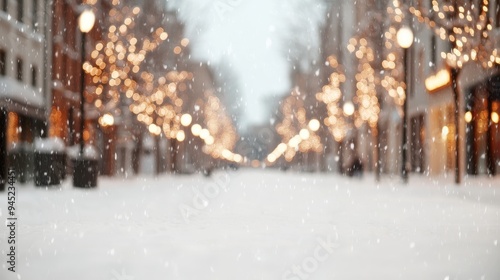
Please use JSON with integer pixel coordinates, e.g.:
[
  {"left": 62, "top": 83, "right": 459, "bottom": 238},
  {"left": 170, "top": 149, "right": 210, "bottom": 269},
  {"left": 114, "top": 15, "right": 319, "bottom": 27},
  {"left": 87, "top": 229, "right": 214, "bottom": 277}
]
[
  {"left": 430, "top": 35, "right": 437, "bottom": 69},
  {"left": 2, "top": 0, "right": 7, "bottom": 12},
  {"left": 496, "top": 1, "right": 500, "bottom": 28},
  {"left": 17, "top": 57, "right": 23, "bottom": 81},
  {"left": 31, "top": 64, "right": 37, "bottom": 87},
  {"left": 0, "top": 50, "right": 5, "bottom": 76},
  {"left": 17, "top": 0, "right": 23, "bottom": 23},
  {"left": 32, "top": 0, "right": 38, "bottom": 31}
]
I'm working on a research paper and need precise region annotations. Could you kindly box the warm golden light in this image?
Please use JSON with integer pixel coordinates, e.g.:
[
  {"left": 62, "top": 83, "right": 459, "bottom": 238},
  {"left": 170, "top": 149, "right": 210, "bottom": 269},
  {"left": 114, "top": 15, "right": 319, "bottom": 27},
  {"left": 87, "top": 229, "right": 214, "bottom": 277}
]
[
  {"left": 465, "top": 111, "right": 473, "bottom": 123},
  {"left": 191, "top": 124, "right": 202, "bottom": 136},
  {"left": 200, "top": 129, "right": 210, "bottom": 140},
  {"left": 425, "top": 69, "right": 451, "bottom": 92},
  {"left": 288, "top": 135, "right": 301, "bottom": 149},
  {"left": 308, "top": 119, "right": 320, "bottom": 132},
  {"left": 267, "top": 154, "right": 277, "bottom": 163},
  {"left": 181, "top": 38, "right": 190, "bottom": 47},
  {"left": 409, "top": 0, "right": 497, "bottom": 71},
  {"left": 99, "top": 113, "right": 114, "bottom": 127},
  {"left": 299, "top": 129, "right": 310, "bottom": 140},
  {"left": 205, "top": 136, "right": 214, "bottom": 145},
  {"left": 441, "top": 125, "right": 449, "bottom": 140},
  {"left": 176, "top": 130, "right": 185, "bottom": 142},
  {"left": 83, "top": 2, "right": 242, "bottom": 162},
  {"left": 492, "top": 112, "right": 499, "bottom": 124},
  {"left": 78, "top": 9, "right": 96, "bottom": 33},
  {"left": 396, "top": 26, "right": 414, "bottom": 49},
  {"left": 148, "top": 124, "right": 161, "bottom": 135},
  {"left": 343, "top": 102, "right": 355, "bottom": 116},
  {"left": 233, "top": 154, "right": 243, "bottom": 163},
  {"left": 180, "top": 114, "right": 192, "bottom": 126}
]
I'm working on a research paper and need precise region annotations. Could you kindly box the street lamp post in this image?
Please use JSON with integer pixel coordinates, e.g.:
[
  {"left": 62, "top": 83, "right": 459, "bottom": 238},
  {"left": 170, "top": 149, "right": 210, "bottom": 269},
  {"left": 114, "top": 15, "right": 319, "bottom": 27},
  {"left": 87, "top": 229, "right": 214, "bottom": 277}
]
[
  {"left": 78, "top": 9, "right": 95, "bottom": 156},
  {"left": 73, "top": 8, "right": 97, "bottom": 188},
  {"left": 396, "top": 26, "right": 413, "bottom": 184},
  {"left": 341, "top": 101, "right": 355, "bottom": 175}
]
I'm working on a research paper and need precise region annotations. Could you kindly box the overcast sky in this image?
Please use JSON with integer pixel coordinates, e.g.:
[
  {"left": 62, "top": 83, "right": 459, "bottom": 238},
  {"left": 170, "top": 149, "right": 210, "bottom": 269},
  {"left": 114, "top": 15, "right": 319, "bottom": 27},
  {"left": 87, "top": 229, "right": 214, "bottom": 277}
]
[{"left": 171, "top": 0, "right": 325, "bottom": 128}]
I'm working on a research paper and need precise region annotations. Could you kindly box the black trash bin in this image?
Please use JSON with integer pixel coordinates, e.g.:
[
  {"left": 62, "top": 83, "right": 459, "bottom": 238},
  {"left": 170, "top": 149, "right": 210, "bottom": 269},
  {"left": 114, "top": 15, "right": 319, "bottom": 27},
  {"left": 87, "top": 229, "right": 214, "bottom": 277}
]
[
  {"left": 34, "top": 138, "right": 66, "bottom": 186},
  {"left": 34, "top": 151, "right": 65, "bottom": 186},
  {"left": 73, "top": 157, "right": 98, "bottom": 188},
  {"left": 8, "top": 142, "right": 34, "bottom": 184},
  {"left": 68, "top": 144, "right": 99, "bottom": 188}
]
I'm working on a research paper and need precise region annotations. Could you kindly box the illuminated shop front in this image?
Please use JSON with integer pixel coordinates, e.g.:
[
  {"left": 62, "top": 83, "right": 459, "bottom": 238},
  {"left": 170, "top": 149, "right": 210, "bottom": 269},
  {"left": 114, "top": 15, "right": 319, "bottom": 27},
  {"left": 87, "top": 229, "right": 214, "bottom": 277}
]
[
  {"left": 0, "top": 104, "right": 46, "bottom": 184},
  {"left": 422, "top": 67, "right": 457, "bottom": 176},
  {"left": 465, "top": 75, "right": 500, "bottom": 176}
]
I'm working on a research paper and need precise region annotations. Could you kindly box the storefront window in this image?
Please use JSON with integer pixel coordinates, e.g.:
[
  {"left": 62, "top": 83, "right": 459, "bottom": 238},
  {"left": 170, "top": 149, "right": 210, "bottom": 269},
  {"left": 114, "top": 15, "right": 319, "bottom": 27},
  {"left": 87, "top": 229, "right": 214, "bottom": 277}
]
[
  {"left": 49, "top": 107, "right": 64, "bottom": 139},
  {"left": 473, "top": 86, "right": 489, "bottom": 174},
  {"left": 0, "top": 49, "right": 5, "bottom": 76},
  {"left": 466, "top": 80, "right": 500, "bottom": 176},
  {"left": 445, "top": 124, "right": 455, "bottom": 171},
  {"left": 444, "top": 105, "right": 455, "bottom": 171},
  {"left": 429, "top": 105, "right": 455, "bottom": 175},
  {"left": 490, "top": 100, "right": 500, "bottom": 174},
  {"left": 6, "top": 112, "right": 19, "bottom": 147}
]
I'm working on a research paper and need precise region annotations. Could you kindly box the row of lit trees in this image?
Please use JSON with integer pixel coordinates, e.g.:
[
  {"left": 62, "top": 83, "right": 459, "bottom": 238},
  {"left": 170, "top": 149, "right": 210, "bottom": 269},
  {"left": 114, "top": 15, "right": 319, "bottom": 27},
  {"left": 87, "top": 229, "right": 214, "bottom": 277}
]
[
  {"left": 307, "top": 0, "right": 500, "bottom": 182},
  {"left": 272, "top": 87, "right": 322, "bottom": 164},
  {"left": 83, "top": 0, "right": 242, "bottom": 171}
]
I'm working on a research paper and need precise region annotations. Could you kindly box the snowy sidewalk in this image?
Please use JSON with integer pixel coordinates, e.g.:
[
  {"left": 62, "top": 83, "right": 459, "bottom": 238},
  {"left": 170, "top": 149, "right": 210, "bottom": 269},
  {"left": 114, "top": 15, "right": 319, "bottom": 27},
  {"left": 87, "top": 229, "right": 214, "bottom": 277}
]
[{"left": 1, "top": 170, "right": 499, "bottom": 280}]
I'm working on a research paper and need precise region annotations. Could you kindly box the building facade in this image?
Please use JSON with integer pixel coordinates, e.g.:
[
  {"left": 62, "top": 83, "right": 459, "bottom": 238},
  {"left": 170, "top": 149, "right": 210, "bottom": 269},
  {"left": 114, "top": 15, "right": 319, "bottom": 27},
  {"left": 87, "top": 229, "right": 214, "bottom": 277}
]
[
  {"left": 0, "top": 0, "right": 48, "bottom": 187},
  {"left": 319, "top": 0, "right": 500, "bottom": 180},
  {"left": 408, "top": 0, "right": 500, "bottom": 180}
]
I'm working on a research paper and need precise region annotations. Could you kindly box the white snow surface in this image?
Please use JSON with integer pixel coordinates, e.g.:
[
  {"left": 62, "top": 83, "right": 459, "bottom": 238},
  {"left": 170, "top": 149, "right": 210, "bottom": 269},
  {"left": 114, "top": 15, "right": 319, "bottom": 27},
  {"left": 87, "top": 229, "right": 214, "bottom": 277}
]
[
  {"left": 34, "top": 138, "right": 65, "bottom": 153},
  {"left": 0, "top": 170, "right": 499, "bottom": 280},
  {"left": 66, "top": 145, "right": 100, "bottom": 159}
]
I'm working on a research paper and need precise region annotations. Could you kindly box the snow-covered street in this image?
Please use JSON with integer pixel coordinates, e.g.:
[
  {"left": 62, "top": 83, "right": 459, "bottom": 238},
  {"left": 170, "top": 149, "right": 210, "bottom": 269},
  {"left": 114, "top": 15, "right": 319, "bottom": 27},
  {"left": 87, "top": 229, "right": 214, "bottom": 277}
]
[{"left": 1, "top": 170, "right": 499, "bottom": 280}]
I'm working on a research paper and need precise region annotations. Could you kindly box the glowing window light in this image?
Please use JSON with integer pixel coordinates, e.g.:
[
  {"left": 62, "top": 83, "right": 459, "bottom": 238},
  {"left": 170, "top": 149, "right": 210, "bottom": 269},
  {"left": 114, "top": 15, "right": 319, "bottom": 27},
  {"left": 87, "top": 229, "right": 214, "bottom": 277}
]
[
  {"left": 425, "top": 69, "right": 451, "bottom": 92},
  {"left": 464, "top": 111, "right": 473, "bottom": 123}
]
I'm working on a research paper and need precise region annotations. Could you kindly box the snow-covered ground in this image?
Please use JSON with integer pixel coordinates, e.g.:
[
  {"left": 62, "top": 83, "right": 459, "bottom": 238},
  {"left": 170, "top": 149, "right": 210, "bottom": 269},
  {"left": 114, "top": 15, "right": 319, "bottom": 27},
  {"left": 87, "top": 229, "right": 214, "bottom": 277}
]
[{"left": 1, "top": 169, "right": 499, "bottom": 280}]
